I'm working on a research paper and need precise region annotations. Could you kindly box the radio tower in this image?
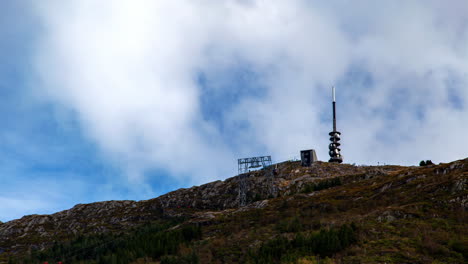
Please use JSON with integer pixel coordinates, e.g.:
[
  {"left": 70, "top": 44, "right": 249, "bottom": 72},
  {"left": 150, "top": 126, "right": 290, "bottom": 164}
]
[{"left": 329, "top": 86, "right": 343, "bottom": 163}]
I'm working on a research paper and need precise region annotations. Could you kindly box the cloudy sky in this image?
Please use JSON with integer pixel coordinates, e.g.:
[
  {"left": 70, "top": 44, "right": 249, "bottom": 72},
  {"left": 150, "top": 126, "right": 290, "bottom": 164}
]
[{"left": 1, "top": 0, "right": 467, "bottom": 222}]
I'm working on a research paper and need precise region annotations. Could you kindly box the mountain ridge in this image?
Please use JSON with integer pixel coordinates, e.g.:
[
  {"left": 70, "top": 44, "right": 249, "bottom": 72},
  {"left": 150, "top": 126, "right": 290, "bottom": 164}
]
[{"left": 1, "top": 158, "right": 467, "bottom": 263}]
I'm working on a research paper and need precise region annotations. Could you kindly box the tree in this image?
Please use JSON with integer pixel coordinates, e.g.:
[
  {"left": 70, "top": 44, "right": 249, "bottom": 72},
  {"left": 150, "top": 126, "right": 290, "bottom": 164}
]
[{"left": 419, "top": 160, "right": 426, "bottom": 166}]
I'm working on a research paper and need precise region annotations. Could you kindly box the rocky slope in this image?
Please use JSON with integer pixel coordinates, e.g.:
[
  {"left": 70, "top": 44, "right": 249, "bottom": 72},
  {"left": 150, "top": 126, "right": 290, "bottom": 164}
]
[
  {"left": 0, "top": 158, "right": 467, "bottom": 263},
  {"left": 0, "top": 162, "right": 394, "bottom": 251}
]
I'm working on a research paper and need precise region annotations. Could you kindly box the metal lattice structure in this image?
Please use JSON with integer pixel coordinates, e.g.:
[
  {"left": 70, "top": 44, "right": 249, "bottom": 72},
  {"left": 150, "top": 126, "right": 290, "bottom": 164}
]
[
  {"left": 237, "top": 156, "right": 272, "bottom": 174},
  {"left": 237, "top": 156, "right": 273, "bottom": 207},
  {"left": 238, "top": 174, "right": 249, "bottom": 207},
  {"left": 265, "top": 164, "right": 279, "bottom": 198}
]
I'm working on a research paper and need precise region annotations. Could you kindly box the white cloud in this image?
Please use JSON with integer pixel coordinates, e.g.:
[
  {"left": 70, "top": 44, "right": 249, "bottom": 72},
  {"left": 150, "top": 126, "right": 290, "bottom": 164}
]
[{"left": 31, "top": 0, "right": 468, "bottom": 189}]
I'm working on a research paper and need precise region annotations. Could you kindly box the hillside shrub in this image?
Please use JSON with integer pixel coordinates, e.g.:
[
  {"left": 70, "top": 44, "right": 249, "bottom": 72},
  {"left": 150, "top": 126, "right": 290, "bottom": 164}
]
[
  {"left": 276, "top": 217, "right": 303, "bottom": 233},
  {"left": 161, "top": 252, "right": 199, "bottom": 264},
  {"left": 250, "top": 223, "right": 357, "bottom": 263},
  {"left": 420, "top": 160, "right": 434, "bottom": 166},
  {"left": 15, "top": 221, "right": 202, "bottom": 264},
  {"left": 302, "top": 178, "right": 342, "bottom": 194}
]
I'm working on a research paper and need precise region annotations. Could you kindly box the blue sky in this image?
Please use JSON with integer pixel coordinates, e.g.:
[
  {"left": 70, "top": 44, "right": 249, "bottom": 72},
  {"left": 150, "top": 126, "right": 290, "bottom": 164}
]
[{"left": 1, "top": 0, "right": 467, "bottom": 222}]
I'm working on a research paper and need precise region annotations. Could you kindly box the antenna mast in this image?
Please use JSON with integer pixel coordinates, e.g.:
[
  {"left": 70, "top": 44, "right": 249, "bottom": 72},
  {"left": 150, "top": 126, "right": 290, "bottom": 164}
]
[{"left": 329, "top": 86, "right": 343, "bottom": 163}]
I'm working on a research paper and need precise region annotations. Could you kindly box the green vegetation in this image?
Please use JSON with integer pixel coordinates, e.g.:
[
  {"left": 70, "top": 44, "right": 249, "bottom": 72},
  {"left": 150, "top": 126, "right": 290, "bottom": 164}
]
[
  {"left": 276, "top": 217, "right": 303, "bottom": 233},
  {"left": 249, "top": 224, "right": 357, "bottom": 263},
  {"left": 14, "top": 220, "right": 201, "bottom": 264},
  {"left": 1, "top": 159, "right": 467, "bottom": 263},
  {"left": 419, "top": 160, "right": 434, "bottom": 166},
  {"left": 301, "top": 178, "right": 342, "bottom": 193},
  {"left": 449, "top": 239, "right": 468, "bottom": 260},
  {"left": 161, "top": 252, "right": 199, "bottom": 264}
]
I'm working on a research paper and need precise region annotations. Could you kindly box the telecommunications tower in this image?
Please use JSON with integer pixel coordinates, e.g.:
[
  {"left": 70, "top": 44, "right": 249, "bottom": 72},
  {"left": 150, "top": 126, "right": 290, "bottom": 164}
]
[{"left": 329, "top": 87, "right": 343, "bottom": 163}]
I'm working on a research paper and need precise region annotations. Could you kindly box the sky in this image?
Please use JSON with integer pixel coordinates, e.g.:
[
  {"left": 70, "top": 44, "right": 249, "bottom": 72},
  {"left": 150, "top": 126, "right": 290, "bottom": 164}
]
[{"left": 0, "top": 0, "right": 467, "bottom": 222}]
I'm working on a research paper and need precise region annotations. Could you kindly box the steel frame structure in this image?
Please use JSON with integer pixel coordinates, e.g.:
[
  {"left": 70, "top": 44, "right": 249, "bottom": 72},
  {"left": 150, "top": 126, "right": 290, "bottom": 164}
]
[
  {"left": 237, "top": 155, "right": 273, "bottom": 207},
  {"left": 237, "top": 156, "right": 272, "bottom": 175}
]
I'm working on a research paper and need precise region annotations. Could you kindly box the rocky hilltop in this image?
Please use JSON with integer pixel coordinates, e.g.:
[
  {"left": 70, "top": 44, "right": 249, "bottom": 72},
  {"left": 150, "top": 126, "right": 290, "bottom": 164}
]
[{"left": 0, "top": 158, "right": 467, "bottom": 263}]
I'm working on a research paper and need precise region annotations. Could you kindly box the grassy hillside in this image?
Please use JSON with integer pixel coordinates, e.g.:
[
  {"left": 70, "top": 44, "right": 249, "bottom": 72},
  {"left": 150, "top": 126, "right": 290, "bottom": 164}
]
[{"left": 2, "top": 158, "right": 467, "bottom": 263}]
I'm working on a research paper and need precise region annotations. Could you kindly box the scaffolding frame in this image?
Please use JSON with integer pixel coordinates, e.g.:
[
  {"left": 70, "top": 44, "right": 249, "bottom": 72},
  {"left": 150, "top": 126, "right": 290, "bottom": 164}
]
[
  {"left": 237, "top": 155, "right": 273, "bottom": 207},
  {"left": 237, "top": 156, "right": 272, "bottom": 175}
]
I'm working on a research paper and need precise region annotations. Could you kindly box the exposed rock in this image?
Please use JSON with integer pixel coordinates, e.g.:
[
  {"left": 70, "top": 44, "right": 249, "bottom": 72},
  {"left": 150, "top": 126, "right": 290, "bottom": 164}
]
[
  {"left": 0, "top": 158, "right": 466, "bottom": 258},
  {"left": 248, "top": 200, "right": 269, "bottom": 209},
  {"left": 379, "top": 182, "right": 393, "bottom": 193},
  {"left": 451, "top": 178, "right": 467, "bottom": 193},
  {"left": 377, "top": 210, "right": 414, "bottom": 222},
  {"left": 449, "top": 194, "right": 468, "bottom": 209}
]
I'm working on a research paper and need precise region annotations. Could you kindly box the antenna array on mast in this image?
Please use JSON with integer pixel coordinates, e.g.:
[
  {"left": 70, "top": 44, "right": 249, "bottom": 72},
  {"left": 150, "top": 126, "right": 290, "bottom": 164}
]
[{"left": 329, "top": 86, "right": 343, "bottom": 163}]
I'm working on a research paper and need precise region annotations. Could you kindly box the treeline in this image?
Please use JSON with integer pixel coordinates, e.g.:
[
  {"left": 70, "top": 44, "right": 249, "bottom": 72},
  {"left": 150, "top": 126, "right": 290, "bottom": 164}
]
[
  {"left": 13, "top": 220, "right": 201, "bottom": 264},
  {"left": 419, "top": 160, "right": 434, "bottom": 166},
  {"left": 249, "top": 223, "right": 357, "bottom": 264},
  {"left": 301, "top": 178, "right": 342, "bottom": 193}
]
